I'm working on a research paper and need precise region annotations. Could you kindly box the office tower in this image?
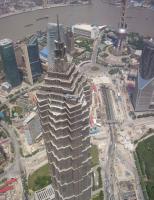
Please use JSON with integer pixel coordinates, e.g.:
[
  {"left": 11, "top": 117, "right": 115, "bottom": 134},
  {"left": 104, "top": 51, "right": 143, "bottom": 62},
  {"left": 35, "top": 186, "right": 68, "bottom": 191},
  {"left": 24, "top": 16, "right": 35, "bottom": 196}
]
[
  {"left": 47, "top": 22, "right": 65, "bottom": 67},
  {"left": 139, "top": 40, "right": 154, "bottom": 80},
  {"left": 37, "top": 18, "right": 92, "bottom": 200},
  {"left": 0, "top": 39, "right": 21, "bottom": 87},
  {"left": 132, "top": 40, "right": 154, "bottom": 111},
  {"left": 65, "top": 27, "right": 75, "bottom": 55},
  {"left": 21, "top": 36, "right": 43, "bottom": 85}
]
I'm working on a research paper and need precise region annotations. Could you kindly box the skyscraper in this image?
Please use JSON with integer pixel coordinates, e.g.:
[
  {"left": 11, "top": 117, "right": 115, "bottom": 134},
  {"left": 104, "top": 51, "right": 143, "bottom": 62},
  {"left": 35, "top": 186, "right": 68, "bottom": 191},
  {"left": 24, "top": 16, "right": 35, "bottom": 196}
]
[
  {"left": 0, "top": 39, "right": 21, "bottom": 87},
  {"left": 65, "top": 27, "right": 75, "bottom": 55},
  {"left": 21, "top": 36, "right": 43, "bottom": 85},
  {"left": 132, "top": 40, "right": 154, "bottom": 111},
  {"left": 37, "top": 18, "right": 92, "bottom": 200},
  {"left": 47, "top": 22, "right": 65, "bottom": 67},
  {"left": 139, "top": 40, "right": 154, "bottom": 80}
]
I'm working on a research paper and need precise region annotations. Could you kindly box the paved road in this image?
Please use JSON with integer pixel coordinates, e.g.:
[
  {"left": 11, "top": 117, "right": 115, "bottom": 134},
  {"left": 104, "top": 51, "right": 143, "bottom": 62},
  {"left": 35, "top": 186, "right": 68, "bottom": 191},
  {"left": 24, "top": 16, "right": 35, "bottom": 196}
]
[
  {"left": 86, "top": 31, "right": 117, "bottom": 199},
  {"left": 101, "top": 86, "right": 117, "bottom": 200}
]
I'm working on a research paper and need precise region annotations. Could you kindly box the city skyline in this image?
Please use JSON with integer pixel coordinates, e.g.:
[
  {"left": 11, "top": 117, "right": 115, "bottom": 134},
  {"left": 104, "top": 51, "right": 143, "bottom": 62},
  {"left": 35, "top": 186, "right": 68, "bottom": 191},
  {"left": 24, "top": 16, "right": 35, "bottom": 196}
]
[{"left": 0, "top": 1, "right": 154, "bottom": 200}]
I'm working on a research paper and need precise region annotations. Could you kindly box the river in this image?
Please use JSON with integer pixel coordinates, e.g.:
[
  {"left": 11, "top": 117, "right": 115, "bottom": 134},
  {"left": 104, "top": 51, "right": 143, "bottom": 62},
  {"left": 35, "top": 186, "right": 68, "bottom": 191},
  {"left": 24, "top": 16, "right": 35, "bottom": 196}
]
[{"left": 0, "top": 0, "right": 154, "bottom": 40}]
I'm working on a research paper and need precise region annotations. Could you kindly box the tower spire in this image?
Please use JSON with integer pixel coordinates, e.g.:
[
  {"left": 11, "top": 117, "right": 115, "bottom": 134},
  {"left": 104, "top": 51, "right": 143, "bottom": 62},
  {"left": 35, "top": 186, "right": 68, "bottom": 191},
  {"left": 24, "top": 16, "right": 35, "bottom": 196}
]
[
  {"left": 116, "top": 0, "right": 127, "bottom": 54},
  {"left": 54, "top": 15, "right": 66, "bottom": 59},
  {"left": 57, "top": 15, "right": 61, "bottom": 42}
]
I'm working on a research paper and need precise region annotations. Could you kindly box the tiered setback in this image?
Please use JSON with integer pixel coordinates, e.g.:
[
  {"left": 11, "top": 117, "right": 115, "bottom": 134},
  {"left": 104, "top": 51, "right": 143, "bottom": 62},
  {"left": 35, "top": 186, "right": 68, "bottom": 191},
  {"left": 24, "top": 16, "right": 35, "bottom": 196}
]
[{"left": 37, "top": 58, "right": 92, "bottom": 200}]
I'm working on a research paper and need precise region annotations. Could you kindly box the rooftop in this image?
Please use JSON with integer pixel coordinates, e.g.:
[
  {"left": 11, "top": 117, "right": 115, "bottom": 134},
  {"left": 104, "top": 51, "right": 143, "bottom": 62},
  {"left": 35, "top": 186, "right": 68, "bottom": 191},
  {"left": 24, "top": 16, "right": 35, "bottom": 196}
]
[
  {"left": 23, "top": 112, "right": 37, "bottom": 125},
  {"left": 72, "top": 24, "right": 98, "bottom": 32},
  {"left": 0, "top": 38, "right": 12, "bottom": 46},
  {"left": 34, "top": 184, "right": 55, "bottom": 200},
  {"left": 1, "top": 82, "right": 12, "bottom": 89}
]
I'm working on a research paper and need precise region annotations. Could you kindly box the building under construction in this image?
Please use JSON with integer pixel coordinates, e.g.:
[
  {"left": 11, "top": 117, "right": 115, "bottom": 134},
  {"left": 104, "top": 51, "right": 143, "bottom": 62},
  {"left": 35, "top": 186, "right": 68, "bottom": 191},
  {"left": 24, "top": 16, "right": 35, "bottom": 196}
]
[{"left": 37, "top": 18, "right": 92, "bottom": 200}]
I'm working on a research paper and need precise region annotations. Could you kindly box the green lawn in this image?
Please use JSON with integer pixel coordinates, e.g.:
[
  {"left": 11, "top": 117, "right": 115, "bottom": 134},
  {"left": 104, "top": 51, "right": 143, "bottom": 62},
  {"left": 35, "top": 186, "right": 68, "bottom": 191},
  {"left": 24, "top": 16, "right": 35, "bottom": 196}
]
[
  {"left": 28, "top": 144, "right": 99, "bottom": 191},
  {"left": 0, "top": 131, "right": 7, "bottom": 139},
  {"left": 28, "top": 164, "right": 51, "bottom": 191},
  {"left": 136, "top": 136, "right": 154, "bottom": 200},
  {"left": 75, "top": 37, "right": 93, "bottom": 52},
  {"left": 91, "top": 145, "right": 99, "bottom": 167}
]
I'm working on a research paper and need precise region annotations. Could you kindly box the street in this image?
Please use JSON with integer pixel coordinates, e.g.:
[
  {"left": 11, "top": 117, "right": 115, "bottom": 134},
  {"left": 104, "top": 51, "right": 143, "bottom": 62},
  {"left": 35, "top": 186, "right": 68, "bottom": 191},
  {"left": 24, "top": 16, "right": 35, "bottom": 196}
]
[{"left": 101, "top": 86, "right": 117, "bottom": 200}]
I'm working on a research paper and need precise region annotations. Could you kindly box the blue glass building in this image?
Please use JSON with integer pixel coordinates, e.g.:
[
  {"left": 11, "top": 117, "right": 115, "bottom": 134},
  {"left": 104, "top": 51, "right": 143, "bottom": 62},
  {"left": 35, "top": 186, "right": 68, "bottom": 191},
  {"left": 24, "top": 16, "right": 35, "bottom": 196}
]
[
  {"left": 0, "top": 39, "right": 21, "bottom": 87},
  {"left": 132, "top": 40, "right": 154, "bottom": 111},
  {"left": 27, "top": 36, "right": 42, "bottom": 80}
]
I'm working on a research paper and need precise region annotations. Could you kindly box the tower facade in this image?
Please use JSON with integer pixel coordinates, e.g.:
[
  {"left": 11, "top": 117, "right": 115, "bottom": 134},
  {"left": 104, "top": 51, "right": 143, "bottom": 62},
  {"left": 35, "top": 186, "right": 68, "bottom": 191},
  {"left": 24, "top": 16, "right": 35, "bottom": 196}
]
[
  {"left": 37, "top": 20, "right": 92, "bottom": 200},
  {"left": 132, "top": 40, "right": 154, "bottom": 111},
  {"left": 139, "top": 40, "right": 154, "bottom": 80},
  {"left": 0, "top": 39, "right": 21, "bottom": 87}
]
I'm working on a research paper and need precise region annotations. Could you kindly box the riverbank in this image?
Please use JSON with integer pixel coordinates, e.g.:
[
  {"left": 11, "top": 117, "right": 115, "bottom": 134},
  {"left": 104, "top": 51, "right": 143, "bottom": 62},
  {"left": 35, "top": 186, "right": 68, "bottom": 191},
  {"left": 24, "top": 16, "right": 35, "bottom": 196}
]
[
  {"left": 0, "top": 2, "right": 88, "bottom": 19},
  {"left": 0, "top": 0, "right": 154, "bottom": 40}
]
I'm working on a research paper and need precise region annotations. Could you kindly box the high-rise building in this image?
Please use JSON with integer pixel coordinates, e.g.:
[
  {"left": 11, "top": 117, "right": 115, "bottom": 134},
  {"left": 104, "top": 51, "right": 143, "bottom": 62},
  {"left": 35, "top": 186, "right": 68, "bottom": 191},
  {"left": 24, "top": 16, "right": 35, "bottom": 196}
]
[
  {"left": 132, "top": 40, "right": 154, "bottom": 111},
  {"left": 47, "top": 22, "right": 65, "bottom": 67},
  {"left": 139, "top": 40, "right": 154, "bottom": 80},
  {"left": 21, "top": 36, "right": 43, "bottom": 85},
  {"left": 0, "top": 39, "right": 21, "bottom": 87},
  {"left": 65, "top": 27, "right": 75, "bottom": 55},
  {"left": 37, "top": 18, "right": 92, "bottom": 200}
]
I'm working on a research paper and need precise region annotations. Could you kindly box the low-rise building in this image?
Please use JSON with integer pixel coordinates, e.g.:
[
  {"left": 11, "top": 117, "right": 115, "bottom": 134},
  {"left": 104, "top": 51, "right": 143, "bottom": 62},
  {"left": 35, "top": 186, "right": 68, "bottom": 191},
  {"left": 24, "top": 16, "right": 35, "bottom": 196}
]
[
  {"left": 1, "top": 82, "right": 12, "bottom": 93},
  {"left": 72, "top": 24, "right": 100, "bottom": 39},
  {"left": 0, "top": 178, "right": 19, "bottom": 200},
  {"left": 23, "top": 112, "right": 42, "bottom": 145},
  {"left": 34, "top": 184, "right": 55, "bottom": 200}
]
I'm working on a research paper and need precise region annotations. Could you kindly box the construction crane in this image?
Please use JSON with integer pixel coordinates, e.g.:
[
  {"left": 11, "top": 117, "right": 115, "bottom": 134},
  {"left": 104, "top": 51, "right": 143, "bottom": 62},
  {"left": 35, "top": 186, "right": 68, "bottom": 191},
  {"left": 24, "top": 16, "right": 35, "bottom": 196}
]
[{"left": 117, "top": 0, "right": 127, "bottom": 53}]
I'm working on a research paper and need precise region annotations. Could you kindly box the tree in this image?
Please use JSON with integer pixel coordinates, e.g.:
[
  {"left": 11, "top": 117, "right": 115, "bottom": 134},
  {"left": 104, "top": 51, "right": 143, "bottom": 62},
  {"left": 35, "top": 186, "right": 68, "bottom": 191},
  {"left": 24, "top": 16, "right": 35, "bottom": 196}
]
[
  {"left": 99, "top": 190, "right": 104, "bottom": 200},
  {"left": 34, "top": 176, "right": 52, "bottom": 191},
  {"left": 97, "top": 167, "right": 103, "bottom": 188}
]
